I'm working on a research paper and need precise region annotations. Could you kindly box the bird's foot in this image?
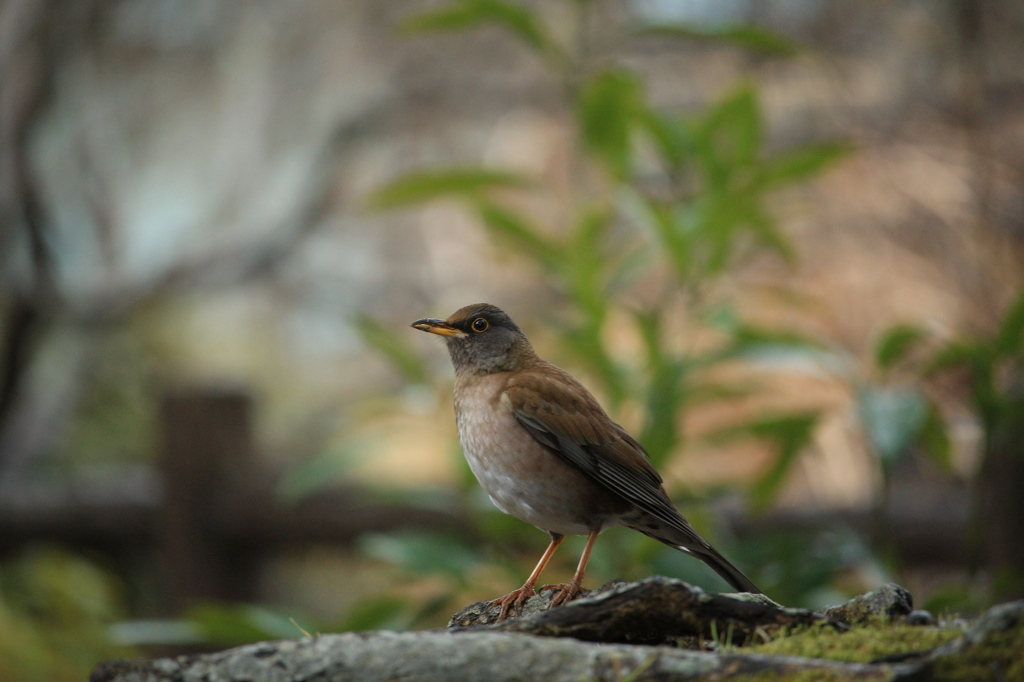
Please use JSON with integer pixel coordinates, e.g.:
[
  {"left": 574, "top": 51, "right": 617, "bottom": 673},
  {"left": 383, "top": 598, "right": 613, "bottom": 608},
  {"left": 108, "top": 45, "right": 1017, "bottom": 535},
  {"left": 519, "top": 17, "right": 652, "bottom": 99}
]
[
  {"left": 489, "top": 584, "right": 537, "bottom": 621},
  {"left": 539, "top": 581, "right": 582, "bottom": 608}
]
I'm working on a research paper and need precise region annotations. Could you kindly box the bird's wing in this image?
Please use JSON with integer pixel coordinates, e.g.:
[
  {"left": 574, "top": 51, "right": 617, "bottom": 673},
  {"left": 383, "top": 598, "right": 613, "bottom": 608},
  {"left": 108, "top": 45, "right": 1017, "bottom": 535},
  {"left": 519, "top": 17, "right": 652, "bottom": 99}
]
[{"left": 506, "top": 367, "right": 709, "bottom": 548}]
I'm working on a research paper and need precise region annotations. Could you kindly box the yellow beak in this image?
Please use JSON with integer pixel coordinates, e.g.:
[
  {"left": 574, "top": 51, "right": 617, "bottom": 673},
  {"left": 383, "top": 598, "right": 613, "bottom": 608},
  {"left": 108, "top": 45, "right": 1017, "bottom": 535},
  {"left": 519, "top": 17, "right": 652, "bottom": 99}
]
[{"left": 411, "top": 318, "right": 467, "bottom": 338}]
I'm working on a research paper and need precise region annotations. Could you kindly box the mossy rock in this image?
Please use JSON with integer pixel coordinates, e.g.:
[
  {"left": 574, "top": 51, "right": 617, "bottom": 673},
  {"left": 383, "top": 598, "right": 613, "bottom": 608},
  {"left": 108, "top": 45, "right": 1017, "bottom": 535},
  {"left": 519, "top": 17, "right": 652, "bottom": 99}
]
[
  {"left": 724, "top": 598, "right": 1024, "bottom": 681},
  {"left": 823, "top": 583, "right": 913, "bottom": 625},
  {"left": 928, "top": 600, "right": 1024, "bottom": 681},
  {"left": 732, "top": 619, "right": 962, "bottom": 664},
  {"left": 91, "top": 582, "right": 1024, "bottom": 681}
]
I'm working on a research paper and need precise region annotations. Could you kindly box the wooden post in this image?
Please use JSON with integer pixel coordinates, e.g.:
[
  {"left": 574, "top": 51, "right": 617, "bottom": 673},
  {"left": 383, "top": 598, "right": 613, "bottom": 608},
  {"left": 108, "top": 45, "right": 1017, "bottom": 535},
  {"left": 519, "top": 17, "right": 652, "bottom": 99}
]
[{"left": 158, "top": 389, "right": 259, "bottom": 613}]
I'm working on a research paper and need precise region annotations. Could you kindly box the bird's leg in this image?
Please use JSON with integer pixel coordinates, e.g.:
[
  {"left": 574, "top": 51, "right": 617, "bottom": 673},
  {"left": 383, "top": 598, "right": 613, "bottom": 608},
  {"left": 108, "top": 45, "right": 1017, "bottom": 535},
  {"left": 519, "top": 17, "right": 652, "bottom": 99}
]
[
  {"left": 491, "top": 533, "right": 564, "bottom": 621},
  {"left": 540, "top": 529, "right": 599, "bottom": 607}
]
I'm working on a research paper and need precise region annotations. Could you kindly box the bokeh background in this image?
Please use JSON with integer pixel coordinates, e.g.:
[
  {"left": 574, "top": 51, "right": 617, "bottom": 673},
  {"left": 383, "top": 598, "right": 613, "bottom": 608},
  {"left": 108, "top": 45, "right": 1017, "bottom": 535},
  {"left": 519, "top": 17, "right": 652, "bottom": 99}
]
[{"left": 2, "top": 0, "right": 1024, "bottom": 679}]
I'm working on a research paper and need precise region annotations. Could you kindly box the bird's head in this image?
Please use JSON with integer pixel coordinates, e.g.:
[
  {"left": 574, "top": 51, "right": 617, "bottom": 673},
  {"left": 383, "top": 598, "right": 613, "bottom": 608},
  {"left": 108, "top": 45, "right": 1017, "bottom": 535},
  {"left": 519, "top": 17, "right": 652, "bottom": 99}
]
[{"left": 412, "top": 303, "right": 535, "bottom": 374}]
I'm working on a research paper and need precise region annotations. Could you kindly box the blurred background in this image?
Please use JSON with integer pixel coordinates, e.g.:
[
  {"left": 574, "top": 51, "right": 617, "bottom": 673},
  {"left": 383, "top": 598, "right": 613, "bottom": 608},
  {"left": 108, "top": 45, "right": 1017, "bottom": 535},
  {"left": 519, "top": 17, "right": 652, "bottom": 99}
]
[{"left": 2, "top": 0, "right": 1024, "bottom": 678}]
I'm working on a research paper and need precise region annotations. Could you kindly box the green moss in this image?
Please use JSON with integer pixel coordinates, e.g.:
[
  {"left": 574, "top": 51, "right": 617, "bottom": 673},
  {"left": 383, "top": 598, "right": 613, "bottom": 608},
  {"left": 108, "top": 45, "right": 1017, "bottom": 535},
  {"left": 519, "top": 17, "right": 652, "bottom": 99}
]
[
  {"left": 931, "top": 620, "right": 1024, "bottom": 682},
  {"left": 726, "top": 669, "right": 892, "bottom": 682},
  {"left": 731, "top": 620, "right": 962, "bottom": 664}
]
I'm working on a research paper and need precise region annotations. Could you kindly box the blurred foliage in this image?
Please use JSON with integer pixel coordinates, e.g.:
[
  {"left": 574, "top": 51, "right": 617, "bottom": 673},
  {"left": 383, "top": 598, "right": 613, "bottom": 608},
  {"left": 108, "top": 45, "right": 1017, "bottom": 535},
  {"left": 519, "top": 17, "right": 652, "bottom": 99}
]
[
  {"left": 0, "top": 545, "right": 134, "bottom": 682},
  {"left": 737, "top": 526, "right": 878, "bottom": 609},
  {"left": 854, "top": 324, "right": 951, "bottom": 478},
  {"left": 858, "top": 286, "right": 1024, "bottom": 479},
  {"left": 184, "top": 603, "right": 315, "bottom": 647},
  {"left": 708, "top": 412, "right": 820, "bottom": 511},
  {"left": 356, "top": 314, "right": 433, "bottom": 385},
  {"left": 401, "top": 0, "right": 564, "bottom": 63},
  {"left": 642, "top": 24, "right": 802, "bottom": 56},
  {"left": 367, "top": 169, "right": 533, "bottom": 210},
  {"left": 372, "top": 1, "right": 849, "bottom": 468},
  {"left": 275, "top": 441, "right": 360, "bottom": 504},
  {"left": 891, "top": 289, "right": 1024, "bottom": 601},
  {"left": 51, "top": 327, "right": 161, "bottom": 468},
  {"left": 108, "top": 604, "right": 319, "bottom": 651},
  {"left": 844, "top": 287, "right": 1024, "bottom": 609},
  {"left": 361, "top": 0, "right": 852, "bottom": 612},
  {"left": 923, "top": 582, "right": 995, "bottom": 618},
  {"left": 926, "top": 288, "right": 1024, "bottom": 437},
  {"left": 6, "top": 0, "right": 1021, "bottom": 663}
]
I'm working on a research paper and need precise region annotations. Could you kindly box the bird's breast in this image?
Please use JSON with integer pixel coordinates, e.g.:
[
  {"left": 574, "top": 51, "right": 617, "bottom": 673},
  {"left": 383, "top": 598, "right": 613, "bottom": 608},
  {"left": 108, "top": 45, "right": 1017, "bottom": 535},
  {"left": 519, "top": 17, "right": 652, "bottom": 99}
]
[{"left": 453, "top": 372, "right": 629, "bottom": 536}]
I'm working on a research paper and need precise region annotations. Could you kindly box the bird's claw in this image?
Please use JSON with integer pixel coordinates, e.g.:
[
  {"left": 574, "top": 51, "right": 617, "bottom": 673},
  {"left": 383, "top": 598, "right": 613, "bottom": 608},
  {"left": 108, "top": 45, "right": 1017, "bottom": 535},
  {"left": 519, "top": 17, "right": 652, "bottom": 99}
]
[
  {"left": 539, "top": 581, "right": 582, "bottom": 607},
  {"left": 490, "top": 584, "right": 536, "bottom": 621}
]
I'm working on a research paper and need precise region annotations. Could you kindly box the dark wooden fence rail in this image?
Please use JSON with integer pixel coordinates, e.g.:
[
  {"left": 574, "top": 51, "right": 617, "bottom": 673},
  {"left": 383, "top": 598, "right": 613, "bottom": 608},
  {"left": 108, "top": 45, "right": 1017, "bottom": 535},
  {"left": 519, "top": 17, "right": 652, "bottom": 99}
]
[
  {"left": 0, "top": 389, "right": 474, "bottom": 613},
  {"left": 0, "top": 388, "right": 969, "bottom": 615}
]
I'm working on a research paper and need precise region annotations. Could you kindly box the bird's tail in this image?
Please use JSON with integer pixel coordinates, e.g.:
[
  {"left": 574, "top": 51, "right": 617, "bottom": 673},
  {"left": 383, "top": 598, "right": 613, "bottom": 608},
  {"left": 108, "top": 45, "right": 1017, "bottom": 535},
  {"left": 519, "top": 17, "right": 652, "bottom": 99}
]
[
  {"left": 630, "top": 520, "right": 763, "bottom": 594},
  {"left": 689, "top": 543, "right": 762, "bottom": 595}
]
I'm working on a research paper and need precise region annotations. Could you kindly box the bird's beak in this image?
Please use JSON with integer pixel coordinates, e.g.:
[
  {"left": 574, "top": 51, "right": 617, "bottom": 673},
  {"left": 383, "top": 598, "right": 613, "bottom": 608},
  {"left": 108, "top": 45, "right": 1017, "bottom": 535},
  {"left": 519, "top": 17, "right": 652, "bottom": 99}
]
[{"left": 411, "top": 318, "right": 467, "bottom": 338}]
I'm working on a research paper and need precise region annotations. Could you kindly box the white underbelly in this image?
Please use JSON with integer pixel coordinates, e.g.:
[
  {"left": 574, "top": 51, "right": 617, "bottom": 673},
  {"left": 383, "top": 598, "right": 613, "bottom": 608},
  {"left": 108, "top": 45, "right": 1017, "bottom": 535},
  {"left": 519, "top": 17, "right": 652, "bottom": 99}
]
[{"left": 455, "top": 380, "right": 611, "bottom": 536}]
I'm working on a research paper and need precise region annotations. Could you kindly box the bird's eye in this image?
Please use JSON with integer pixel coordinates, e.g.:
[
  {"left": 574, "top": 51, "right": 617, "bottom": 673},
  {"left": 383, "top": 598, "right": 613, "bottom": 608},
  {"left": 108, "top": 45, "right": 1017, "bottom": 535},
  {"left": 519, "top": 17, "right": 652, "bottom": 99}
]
[{"left": 471, "top": 318, "right": 489, "bottom": 332}]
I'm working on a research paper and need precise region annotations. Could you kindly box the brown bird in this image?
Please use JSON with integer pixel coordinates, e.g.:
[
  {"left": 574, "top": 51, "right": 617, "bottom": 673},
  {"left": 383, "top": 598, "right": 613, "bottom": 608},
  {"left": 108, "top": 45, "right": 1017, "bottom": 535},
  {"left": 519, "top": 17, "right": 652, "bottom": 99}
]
[{"left": 413, "top": 303, "right": 761, "bottom": 619}]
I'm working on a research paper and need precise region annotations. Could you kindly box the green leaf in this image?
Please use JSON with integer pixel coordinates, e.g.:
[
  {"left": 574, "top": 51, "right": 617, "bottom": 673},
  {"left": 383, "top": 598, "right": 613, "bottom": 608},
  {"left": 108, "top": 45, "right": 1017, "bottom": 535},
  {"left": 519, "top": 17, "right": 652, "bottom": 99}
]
[
  {"left": 187, "top": 604, "right": 304, "bottom": 647},
  {"left": 8, "top": 546, "right": 124, "bottom": 622},
  {"left": 575, "top": 205, "right": 611, "bottom": 245},
  {"left": 746, "top": 205, "right": 795, "bottom": 265},
  {"left": 925, "top": 340, "right": 1002, "bottom": 427},
  {"left": 694, "top": 85, "right": 761, "bottom": 187},
  {"left": 367, "top": 168, "right": 531, "bottom": 208},
  {"left": 925, "top": 340, "right": 989, "bottom": 375},
  {"left": 561, "top": 325, "right": 626, "bottom": 408},
  {"left": 359, "top": 531, "right": 481, "bottom": 582},
  {"left": 857, "top": 385, "right": 928, "bottom": 468},
  {"left": 620, "top": 193, "right": 692, "bottom": 280},
  {"left": 276, "top": 445, "right": 356, "bottom": 504},
  {"left": 661, "top": 204, "right": 696, "bottom": 279},
  {"left": 407, "top": 592, "right": 460, "bottom": 628},
  {"left": 402, "top": 0, "right": 553, "bottom": 54},
  {"left": 704, "top": 303, "right": 740, "bottom": 333},
  {"left": 337, "top": 595, "right": 410, "bottom": 632},
  {"left": 707, "top": 413, "right": 817, "bottom": 511},
  {"left": 643, "top": 24, "right": 802, "bottom": 57},
  {"left": 758, "top": 141, "right": 851, "bottom": 187},
  {"left": 713, "top": 203, "right": 742, "bottom": 272},
  {"left": 567, "top": 208, "right": 612, "bottom": 318},
  {"left": 641, "top": 360, "right": 690, "bottom": 466},
  {"left": 918, "top": 404, "right": 952, "bottom": 471},
  {"left": 474, "top": 199, "right": 560, "bottom": 269},
  {"left": 995, "top": 287, "right": 1024, "bottom": 356},
  {"left": 748, "top": 415, "right": 816, "bottom": 510},
  {"left": 875, "top": 324, "right": 927, "bottom": 370},
  {"left": 722, "top": 323, "right": 821, "bottom": 359},
  {"left": 355, "top": 314, "right": 429, "bottom": 384},
  {"left": 686, "top": 379, "right": 758, "bottom": 406},
  {"left": 578, "top": 70, "right": 645, "bottom": 179},
  {"left": 639, "top": 109, "right": 694, "bottom": 171},
  {"left": 712, "top": 85, "right": 760, "bottom": 168},
  {"left": 746, "top": 414, "right": 818, "bottom": 511},
  {"left": 725, "top": 342, "right": 841, "bottom": 380}
]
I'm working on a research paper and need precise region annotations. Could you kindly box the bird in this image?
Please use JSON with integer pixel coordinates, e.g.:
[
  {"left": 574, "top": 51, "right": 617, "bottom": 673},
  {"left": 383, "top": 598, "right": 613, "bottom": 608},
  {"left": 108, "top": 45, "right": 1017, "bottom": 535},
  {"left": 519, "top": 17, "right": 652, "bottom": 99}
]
[{"left": 412, "top": 303, "right": 761, "bottom": 620}]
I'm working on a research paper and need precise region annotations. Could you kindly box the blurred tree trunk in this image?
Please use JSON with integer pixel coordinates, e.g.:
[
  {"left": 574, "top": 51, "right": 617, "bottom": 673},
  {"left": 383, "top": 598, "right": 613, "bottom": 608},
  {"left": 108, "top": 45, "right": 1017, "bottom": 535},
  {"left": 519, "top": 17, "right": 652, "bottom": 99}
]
[
  {"left": 953, "top": 0, "right": 1024, "bottom": 600},
  {"left": 0, "top": 0, "right": 60, "bottom": 470},
  {"left": 974, "top": 399, "right": 1024, "bottom": 598}
]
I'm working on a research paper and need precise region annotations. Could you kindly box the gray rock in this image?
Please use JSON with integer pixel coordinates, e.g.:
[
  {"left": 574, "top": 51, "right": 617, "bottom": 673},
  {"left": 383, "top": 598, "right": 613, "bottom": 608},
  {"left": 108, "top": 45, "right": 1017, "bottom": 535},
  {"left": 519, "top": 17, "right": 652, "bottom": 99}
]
[
  {"left": 451, "top": 576, "right": 837, "bottom": 646},
  {"left": 824, "top": 582, "right": 913, "bottom": 624},
  {"left": 907, "top": 609, "right": 935, "bottom": 626},
  {"left": 894, "top": 600, "right": 1024, "bottom": 680},
  {"left": 92, "top": 581, "right": 1024, "bottom": 682},
  {"left": 90, "top": 629, "right": 896, "bottom": 682}
]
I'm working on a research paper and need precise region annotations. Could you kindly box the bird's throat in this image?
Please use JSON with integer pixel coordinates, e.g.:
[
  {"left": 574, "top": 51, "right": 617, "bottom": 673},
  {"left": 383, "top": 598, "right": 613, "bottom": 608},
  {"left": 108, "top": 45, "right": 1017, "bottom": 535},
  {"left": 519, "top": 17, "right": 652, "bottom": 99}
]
[{"left": 446, "top": 336, "right": 537, "bottom": 376}]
